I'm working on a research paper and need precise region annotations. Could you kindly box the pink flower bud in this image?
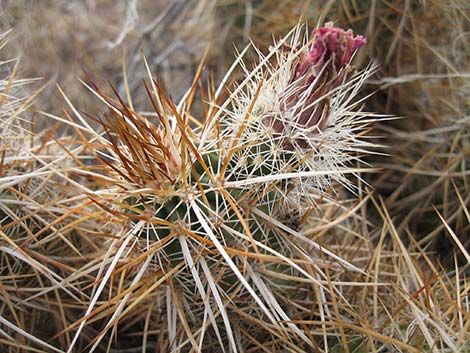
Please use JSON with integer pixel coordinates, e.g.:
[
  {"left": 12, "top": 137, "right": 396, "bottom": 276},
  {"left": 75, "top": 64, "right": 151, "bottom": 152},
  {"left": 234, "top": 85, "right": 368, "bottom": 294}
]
[
  {"left": 263, "top": 24, "right": 366, "bottom": 150},
  {"left": 296, "top": 22, "right": 366, "bottom": 78}
]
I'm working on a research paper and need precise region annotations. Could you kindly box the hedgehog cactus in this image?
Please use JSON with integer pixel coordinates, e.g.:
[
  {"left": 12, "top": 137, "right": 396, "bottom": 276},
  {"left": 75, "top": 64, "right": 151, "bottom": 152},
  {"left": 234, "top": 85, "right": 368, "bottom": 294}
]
[{"left": 66, "top": 23, "right": 376, "bottom": 352}]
